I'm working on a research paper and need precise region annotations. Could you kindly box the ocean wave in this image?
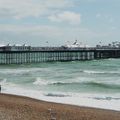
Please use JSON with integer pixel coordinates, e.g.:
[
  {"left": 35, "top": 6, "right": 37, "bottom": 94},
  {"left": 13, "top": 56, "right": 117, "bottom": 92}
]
[
  {"left": 44, "top": 93, "right": 70, "bottom": 97},
  {"left": 83, "top": 81, "right": 120, "bottom": 89},
  {"left": 0, "top": 68, "right": 47, "bottom": 75},
  {"left": 33, "top": 77, "right": 50, "bottom": 85},
  {"left": 33, "top": 77, "right": 73, "bottom": 86},
  {"left": 91, "top": 96, "right": 120, "bottom": 101},
  {"left": 33, "top": 77, "right": 120, "bottom": 90},
  {"left": 52, "top": 82, "right": 71, "bottom": 85},
  {"left": 33, "top": 77, "right": 85, "bottom": 86},
  {"left": 49, "top": 81, "right": 120, "bottom": 90},
  {"left": 83, "top": 70, "right": 120, "bottom": 74}
]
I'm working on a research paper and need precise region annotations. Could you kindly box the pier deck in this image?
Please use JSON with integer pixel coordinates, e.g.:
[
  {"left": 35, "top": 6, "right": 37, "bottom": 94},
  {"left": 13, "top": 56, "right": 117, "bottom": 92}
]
[{"left": 0, "top": 45, "right": 120, "bottom": 64}]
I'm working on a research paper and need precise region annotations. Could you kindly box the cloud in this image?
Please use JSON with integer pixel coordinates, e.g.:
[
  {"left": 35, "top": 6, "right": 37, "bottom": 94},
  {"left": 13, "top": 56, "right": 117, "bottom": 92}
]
[
  {"left": 48, "top": 11, "right": 81, "bottom": 25},
  {"left": 0, "top": 24, "right": 105, "bottom": 46},
  {"left": 0, "top": 0, "right": 74, "bottom": 19}
]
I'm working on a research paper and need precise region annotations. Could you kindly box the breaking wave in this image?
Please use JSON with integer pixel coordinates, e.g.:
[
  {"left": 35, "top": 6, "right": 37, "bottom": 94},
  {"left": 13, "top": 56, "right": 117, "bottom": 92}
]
[
  {"left": 83, "top": 70, "right": 120, "bottom": 74},
  {"left": 33, "top": 77, "right": 51, "bottom": 85},
  {"left": 50, "top": 81, "right": 120, "bottom": 90},
  {"left": 33, "top": 77, "right": 120, "bottom": 90},
  {"left": 84, "top": 81, "right": 120, "bottom": 89}
]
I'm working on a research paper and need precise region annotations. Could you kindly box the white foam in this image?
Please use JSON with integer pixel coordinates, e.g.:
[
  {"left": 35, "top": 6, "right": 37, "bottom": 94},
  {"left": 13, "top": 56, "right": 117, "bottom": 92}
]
[
  {"left": 33, "top": 77, "right": 76, "bottom": 86},
  {"left": 84, "top": 70, "right": 104, "bottom": 74},
  {"left": 33, "top": 77, "right": 49, "bottom": 85},
  {"left": 0, "top": 68, "right": 48, "bottom": 75},
  {"left": 83, "top": 70, "right": 120, "bottom": 74}
]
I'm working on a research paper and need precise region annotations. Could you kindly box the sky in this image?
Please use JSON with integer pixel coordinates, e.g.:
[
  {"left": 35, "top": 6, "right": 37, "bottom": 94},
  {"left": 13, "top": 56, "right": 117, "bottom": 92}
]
[{"left": 0, "top": 0, "right": 120, "bottom": 46}]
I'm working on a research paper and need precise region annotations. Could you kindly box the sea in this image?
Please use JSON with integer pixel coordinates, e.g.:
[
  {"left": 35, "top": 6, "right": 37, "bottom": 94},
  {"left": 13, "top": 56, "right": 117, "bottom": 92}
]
[{"left": 0, "top": 59, "right": 120, "bottom": 111}]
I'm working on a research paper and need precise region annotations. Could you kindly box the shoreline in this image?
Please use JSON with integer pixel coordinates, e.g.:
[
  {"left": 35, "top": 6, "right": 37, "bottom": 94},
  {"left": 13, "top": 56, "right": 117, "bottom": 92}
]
[
  {"left": 2, "top": 90, "right": 120, "bottom": 111},
  {"left": 0, "top": 93, "right": 120, "bottom": 120}
]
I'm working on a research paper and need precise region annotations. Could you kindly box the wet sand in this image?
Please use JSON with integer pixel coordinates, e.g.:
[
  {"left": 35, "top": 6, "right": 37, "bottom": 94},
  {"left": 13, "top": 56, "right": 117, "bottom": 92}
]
[{"left": 0, "top": 93, "right": 120, "bottom": 120}]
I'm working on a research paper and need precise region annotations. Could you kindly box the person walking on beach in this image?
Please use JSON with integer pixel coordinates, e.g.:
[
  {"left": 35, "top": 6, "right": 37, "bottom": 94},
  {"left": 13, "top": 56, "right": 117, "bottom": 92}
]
[{"left": 0, "top": 85, "right": 1, "bottom": 92}]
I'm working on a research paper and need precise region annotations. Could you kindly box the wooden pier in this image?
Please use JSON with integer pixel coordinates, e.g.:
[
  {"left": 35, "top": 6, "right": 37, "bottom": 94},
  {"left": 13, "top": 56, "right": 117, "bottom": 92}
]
[{"left": 0, "top": 45, "right": 120, "bottom": 64}]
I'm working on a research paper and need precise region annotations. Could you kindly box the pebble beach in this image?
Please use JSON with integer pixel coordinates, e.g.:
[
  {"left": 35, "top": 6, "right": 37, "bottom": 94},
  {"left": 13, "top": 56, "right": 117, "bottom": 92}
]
[{"left": 0, "top": 93, "right": 120, "bottom": 120}]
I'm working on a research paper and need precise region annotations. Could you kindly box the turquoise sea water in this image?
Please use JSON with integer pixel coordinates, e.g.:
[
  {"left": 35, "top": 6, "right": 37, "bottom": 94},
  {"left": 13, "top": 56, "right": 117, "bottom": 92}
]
[{"left": 0, "top": 59, "right": 120, "bottom": 110}]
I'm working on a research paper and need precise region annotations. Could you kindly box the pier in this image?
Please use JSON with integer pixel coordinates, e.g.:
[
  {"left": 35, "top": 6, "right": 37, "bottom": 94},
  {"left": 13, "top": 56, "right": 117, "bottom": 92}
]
[{"left": 0, "top": 45, "right": 120, "bottom": 64}]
